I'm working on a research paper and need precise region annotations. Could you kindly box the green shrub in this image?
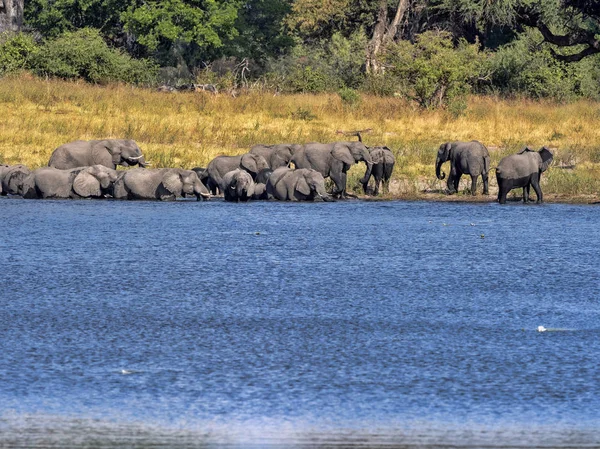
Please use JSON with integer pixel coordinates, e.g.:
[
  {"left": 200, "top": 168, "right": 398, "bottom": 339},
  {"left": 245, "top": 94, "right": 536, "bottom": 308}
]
[
  {"left": 383, "top": 31, "right": 484, "bottom": 112},
  {"left": 338, "top": 87, "right": 361, "bottom": 106},
  {"left": 481, "top": 28, "right": 600, "bottom": 101},
  {"left": 29, "top": 28, "right": 158, "bottom": 85},
  {"left": 0, "top": 33, "right": 39, "bottom": 76}
]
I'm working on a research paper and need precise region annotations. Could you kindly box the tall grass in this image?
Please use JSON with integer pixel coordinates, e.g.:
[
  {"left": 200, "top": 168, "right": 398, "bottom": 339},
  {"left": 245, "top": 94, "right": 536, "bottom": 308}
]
[{"left": 1, "top": 75, "right": 600, "bottom": 200}]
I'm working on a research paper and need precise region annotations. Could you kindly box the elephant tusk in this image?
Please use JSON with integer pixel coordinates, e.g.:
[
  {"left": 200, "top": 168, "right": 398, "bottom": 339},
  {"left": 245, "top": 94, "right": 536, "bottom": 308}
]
[{"left": 128, "top": 155, "right": 145, "bottom": 160}]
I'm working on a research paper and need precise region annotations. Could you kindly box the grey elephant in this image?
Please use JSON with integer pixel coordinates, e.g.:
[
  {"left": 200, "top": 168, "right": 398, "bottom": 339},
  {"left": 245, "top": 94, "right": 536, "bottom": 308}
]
[
  {"left": 0, "top": 164, "right": 9, "bottom": 194},
  {"left": 221, "top": 169, "right": 255, "bottom": 202},
  {"left": 266, "top": 167, "right": 333, "bottom": 201},
  {"left": 48, "top": 139, "right": 148, "bottom": 170},
  {"left": 113, "top": 168, "right": 210, "bottom": 201},
  {"left": 363, "top": 146, "right": 395, "bottom": 195},
  {"left": 20, "top": 165, "right": 118, "bottom": 199},
  {"left": 252, "top": 168, "right": 273, "bottom": 200},
  {"left": 202, "top": 153, "right": 269, "bottom": 195},
  {"left": 290, "top": 141, "right": 373, "bottom": 198},
  {"left": 496, "top": 146, "right": 553, "bottom": 204},
  {"left": 436, "top": 140, "right": 490, "bottom": 195},
  {"left": 1, "top": 164, "right": 31, "bottom": 196},
  {"left": 249, "top": 144, "right": 302, "bottom": 169}
]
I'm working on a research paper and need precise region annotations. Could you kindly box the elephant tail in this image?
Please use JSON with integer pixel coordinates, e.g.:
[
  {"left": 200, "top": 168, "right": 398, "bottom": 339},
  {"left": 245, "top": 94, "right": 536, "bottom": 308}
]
[{"left": 483, "top": 154, "right": 490, "bottom": 174}]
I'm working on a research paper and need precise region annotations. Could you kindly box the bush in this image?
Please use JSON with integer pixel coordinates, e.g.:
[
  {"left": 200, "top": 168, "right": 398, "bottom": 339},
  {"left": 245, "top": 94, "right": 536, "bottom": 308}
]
[
  {"left": 29, "top": 28, "right": 158, "bottom": 85},
  {"left": 338, "top": 87, "right": 361, "bottom": 106},
  {"left": 383, "top": 31, "right": 484, "bottom": 112},
  {"left": 0, "top": 33, "right": 39, "bottom": 76},
  {"left": 265, "top": 29, "right": 367, "bottom": 93},
  {"left": 484, "top": 29, "right": 574, "bottom": 100}
]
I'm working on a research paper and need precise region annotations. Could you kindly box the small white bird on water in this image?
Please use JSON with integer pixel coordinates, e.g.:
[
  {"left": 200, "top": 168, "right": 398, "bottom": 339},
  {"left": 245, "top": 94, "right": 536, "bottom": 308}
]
[{"left": 537, "top": 326, "right": 547, "bottom": 332}]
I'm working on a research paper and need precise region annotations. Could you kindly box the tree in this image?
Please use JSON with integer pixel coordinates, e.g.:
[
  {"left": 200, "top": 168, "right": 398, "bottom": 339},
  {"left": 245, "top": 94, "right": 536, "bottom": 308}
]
[{"left": 365, "top": 0, "right": 409, "bottom": 74}]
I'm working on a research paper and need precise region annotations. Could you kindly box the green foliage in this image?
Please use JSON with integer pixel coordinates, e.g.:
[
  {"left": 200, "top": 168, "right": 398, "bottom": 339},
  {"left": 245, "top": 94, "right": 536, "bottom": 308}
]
[
  {"left": 338, "top": 87, "right": 361, "bottom": 106},
  {"left": 29, "top": 28, "right": 157, "bottom": 84},
  {"left": 0, "top": 33, "right": 39, "bottom": 76},
  {"left": 121, "top": 0, "right": 240, "bottom": 55},
  {"left": 484, "top": 29, "right": 600, "bottom": 100},
  {"left": 384, "top": 31, "right": 484, "bottom": 112},
  {"left": 265, "top": 29, "right": 367, "bottom": 93}
]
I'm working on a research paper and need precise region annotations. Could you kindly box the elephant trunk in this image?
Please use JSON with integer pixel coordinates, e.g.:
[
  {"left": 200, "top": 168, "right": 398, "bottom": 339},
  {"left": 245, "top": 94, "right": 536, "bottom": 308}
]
[
  {"left": 194, "top": 181, "right": 211, "bottom": 201},
  {"left": 360, "top": 161, "right": 373, "bottom": 185},
  {"left": 436, "top": 156, "right": 446, "bottom": 180}
]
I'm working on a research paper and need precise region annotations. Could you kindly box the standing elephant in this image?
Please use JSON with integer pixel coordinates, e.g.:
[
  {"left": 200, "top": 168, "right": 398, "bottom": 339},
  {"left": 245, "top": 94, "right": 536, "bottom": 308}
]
[
  {"left": 48, "top": 139, "right": 148, "bottom": 170},
  {"left": 496, "top": 147, "right": 553, "bottom": 204},
  {"left": 290, "top": 141, "right": 373, "bottom": 198},
  {"left": 1, "top": 164, "right": 31, "bottom": 196},
  {"left": 363, "top": 146, "right": 395, "bottom": 195},
  {"left": 202, "top": 153, "right": 269, "bottom": 195},
  {"left": 436, "top": 141, "right": 490, "bottom": 195},
  {"left": 221, "top": 169, "right": 255, "bottom": 202},
  {"left": 249, "top": 144, "right": 302, "bottom": 169},
  {"left": 266, "top": 167, "right": 333, "bottom": 201},
  {"left": 113, "top": 168, "right": 210, "bottom": 201},
  {"left": 20, "top": 165, "right": 118, "bottom": 199}
]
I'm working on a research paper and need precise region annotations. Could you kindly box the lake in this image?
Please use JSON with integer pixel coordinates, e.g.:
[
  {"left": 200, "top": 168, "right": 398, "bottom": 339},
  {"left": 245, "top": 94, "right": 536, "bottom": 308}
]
[{"left": 1, "top": 198, "right": 599, "bottom": 448}]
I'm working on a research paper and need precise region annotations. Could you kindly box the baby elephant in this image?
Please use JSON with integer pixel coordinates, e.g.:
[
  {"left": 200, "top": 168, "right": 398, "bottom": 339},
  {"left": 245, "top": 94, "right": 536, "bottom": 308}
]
[
  {"left": 22, "top": 165, "right": 118, "bottom": 199},
  {"left": 113, "top": 168, "right": 210, "bottom": 201},
  {"left": 221, "top": 169, "right": 255, "bottom": 202},
  {"left": 496, "top": 146, "right": 553, "bottom": 204},
  {"left": 363, "top": 146, "right": 395, "bottom": 195},
  {"left": 266, "top": 167, "right": 333, "bottom": 201}
]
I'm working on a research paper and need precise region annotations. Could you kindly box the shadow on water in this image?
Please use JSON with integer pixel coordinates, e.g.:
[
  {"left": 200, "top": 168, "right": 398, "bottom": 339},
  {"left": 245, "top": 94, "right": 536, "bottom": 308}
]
[{"left": 1, "top": 199, "right": 600, "bottom": 448}]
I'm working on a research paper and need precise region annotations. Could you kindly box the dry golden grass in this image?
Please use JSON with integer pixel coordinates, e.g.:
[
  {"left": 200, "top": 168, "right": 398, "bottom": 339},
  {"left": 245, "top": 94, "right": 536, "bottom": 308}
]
[{"left": 1, "top": 74, "right": 600, "bottom": 200}]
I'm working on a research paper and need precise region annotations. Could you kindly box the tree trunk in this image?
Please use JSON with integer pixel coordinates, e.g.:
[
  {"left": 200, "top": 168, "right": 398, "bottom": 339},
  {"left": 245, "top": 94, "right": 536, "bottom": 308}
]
[
  {"left": 0, "top": 0, "right": 24, "bottom": 33},
  {"left": 366, "top": 0, "right": 410, "bottom": 75}
]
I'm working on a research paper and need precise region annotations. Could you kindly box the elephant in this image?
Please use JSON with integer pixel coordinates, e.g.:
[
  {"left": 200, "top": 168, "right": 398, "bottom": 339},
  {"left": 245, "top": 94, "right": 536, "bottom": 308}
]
[
  {"left": 20, "top": 165, "right": 118, "bottom": 199},
  {"left": 266, "top": 167, "right": 333, "bottom": 201},
  {"left": 363, "top": 146, "right": 395, "bottom": 195},
  {"left": 48, "top": 139, "right": 148, "bottom": 170},
  {"left": 290, "top": 141, "right": 373, "bottom": 198},
  {"left": 496, "top": 146, "right": 553, "bottom": 204},
  {"left": 251, "top": 168, "right": 273, "bottom": 200},
  {"left": 221, "top": 169, "right": 255, "bottom": 202},
  {"left": 249, "top": 144, "right": 302, "bottom": 169},
  {"left": 0, "top": 164, "right": 9, "bottom": 194},
  {"left": 436, "top": 140, "right": 490, "bottom": 195},
  {"left": 113, "top": 168, "right": 210, "bottom": 201},
  {"left": 202, "top": 153, "right": 269, "bottom": 195},
  {"left": 1, "top": 164, "right": 31, "bottom": 196}
]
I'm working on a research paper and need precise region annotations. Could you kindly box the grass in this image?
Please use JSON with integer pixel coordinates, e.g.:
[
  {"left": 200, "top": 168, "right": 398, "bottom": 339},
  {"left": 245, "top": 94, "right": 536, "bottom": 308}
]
[{"left": 1, "top": 74, "right": 600, "bottom": 201}]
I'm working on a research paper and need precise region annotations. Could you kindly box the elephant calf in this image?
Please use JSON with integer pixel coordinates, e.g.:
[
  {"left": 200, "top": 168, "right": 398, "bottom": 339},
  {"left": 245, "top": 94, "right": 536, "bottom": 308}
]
[
  {"left": 113, "top": 168, "right": 210, "bottom": 201},
  {"left": 202, "top": 153, "right": 269, "bottom": 195},
  {"left": 266, "top": 167, "right": 332, "bottom": 201},
  {"left": 363, "top": 146, "right": 395, "bottom": 195},
  {"left": 436, "top": 140, "right": 490, "bottom": 195},
  {"left": 496, "top": 146, "right": 553, "bottom": 204},
  {"left": 1, "top": 164, "right": 31, "bottom": 196}
]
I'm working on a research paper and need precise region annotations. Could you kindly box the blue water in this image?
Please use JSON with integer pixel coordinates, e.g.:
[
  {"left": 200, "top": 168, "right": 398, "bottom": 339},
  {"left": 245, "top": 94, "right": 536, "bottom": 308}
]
[{"left": 1, "top": 198, "right": 599, "bottom": 448}]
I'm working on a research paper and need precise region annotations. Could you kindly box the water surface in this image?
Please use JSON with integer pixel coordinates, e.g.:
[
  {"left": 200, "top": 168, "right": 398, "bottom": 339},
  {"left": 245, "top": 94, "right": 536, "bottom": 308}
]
[{"left": 1, "top": 199, "right": 599, "bottom": 448}]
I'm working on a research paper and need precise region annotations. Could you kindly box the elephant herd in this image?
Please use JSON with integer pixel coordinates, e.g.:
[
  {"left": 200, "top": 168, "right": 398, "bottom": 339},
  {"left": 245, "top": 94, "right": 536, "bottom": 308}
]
[
  {"left": 0, "top": 137, "right": 553, "bottom": 204},
  {"left": 0, "top": 138, "right": 396, "bottom": 202}
]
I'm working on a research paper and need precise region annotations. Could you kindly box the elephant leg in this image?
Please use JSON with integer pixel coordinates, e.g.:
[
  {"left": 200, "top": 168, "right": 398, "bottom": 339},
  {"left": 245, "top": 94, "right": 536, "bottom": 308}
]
[
  {"left": 329, "top": 161, "right": 347, "bottom": 198},
  {"left": 522, "top": 184, "right": 530, "bottom": 203},
  {"left": 497, "top": 178, "right": 508, "bottom": 204},
  {"left": 482, "top": 173, "right": 489, "bottom": 195},
  {"left": 531, "top": 174, "right": 543, "bottom": 203},
  {"left": 470, "top": 175, "right": 477, "bottom": 195},
  {"left": 373, "top": 176, "right": 381, "bottom": 196},
  {"left": 446, "top": 172, "right": 457, "bottom": 194},
  {"left": 453, "top": 172, "right": 461, "bottom": 193}
]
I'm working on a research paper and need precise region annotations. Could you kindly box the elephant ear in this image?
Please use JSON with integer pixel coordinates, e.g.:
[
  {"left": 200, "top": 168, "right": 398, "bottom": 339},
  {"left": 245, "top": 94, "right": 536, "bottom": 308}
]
[
  {"left": 91, "top": 140, "right": 120, "bottom": 166},
  {"left": 296, "top": 174, "right": 312, "bottom": 196},
  {"left": 332, "top": 144, "right": 355, "bottom": 166},
  {"left": 539, "top": 147, "right": 553, "bottom": 172},
  {"left": 162, "top": 170, "right": 183, "bottom": 194},
  {"left": 73, "top": 169, "right": 101, "bottom": 197},
  {"left": 240, "top": 154, "right": 258, "bottom": 174},
  {"left": 370, "top": 149, "right": 385, "bottom": 165}
]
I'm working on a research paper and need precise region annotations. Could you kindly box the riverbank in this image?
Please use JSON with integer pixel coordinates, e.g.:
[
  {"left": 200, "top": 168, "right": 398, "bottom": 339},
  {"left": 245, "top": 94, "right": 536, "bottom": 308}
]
[{"left": 1, "top": 75, "right": 599, "bottom": 201}]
